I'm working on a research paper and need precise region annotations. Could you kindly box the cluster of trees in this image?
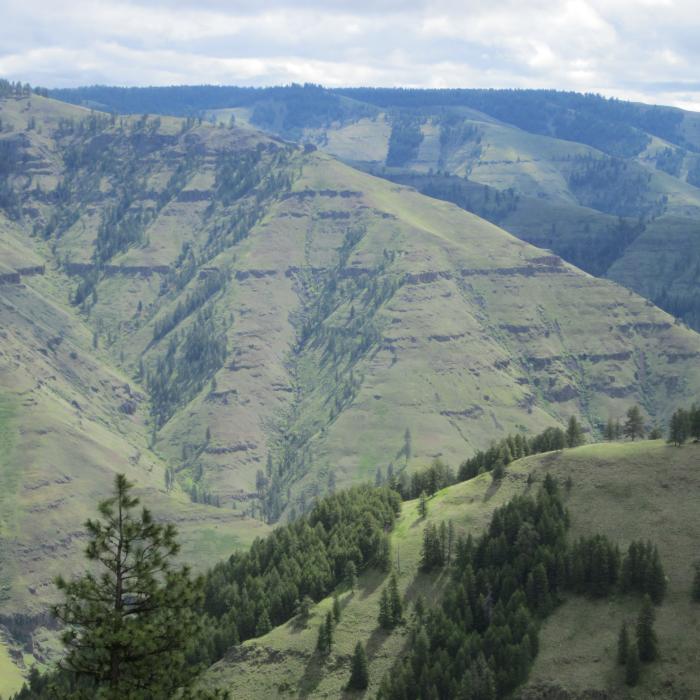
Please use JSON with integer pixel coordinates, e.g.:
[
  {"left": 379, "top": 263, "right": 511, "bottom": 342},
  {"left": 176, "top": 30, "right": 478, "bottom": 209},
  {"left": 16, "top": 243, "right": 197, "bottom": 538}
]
[
  {"left": 457, "top": 419, "right": 584, "bottom": 483},
  {"left": 146, "top": 309, "right": 227, "bottom": 427},
  {"left": 668, "top": 404, "right": 700, "bottom": 445},
  {"left": 420, "top": 520, "right": 456, "bottom": 572},
  {"left": 192, "top": 486, "right": 400, "bottom": 667},
  {"left": 378, "top": 574, "right": 404, "bottom": 630},
  {"left": 568, "top": 155, "right": 663, "bottom": 218},
  {"left": 604, "top": 405, "right": 646, "bottom": 441},
  {"left": 337, "top": 88, "right": 685, "bottom": 157},
  {"left": 0, "top": 79, "right": 32, "bottom": 97},
  {"left": 152, "top": 269, "right": 228, "bottom": 342},
  {"left": 378, "top": 476, "right": 668, "bottom": 699},
  {"left": 617, "top": 595, "right": 659, "bottom": 686},
  {"left": 386, "top": 115, "right": 425, "bottom": 167},
  {"left": 378, "top": 478, "right": 568, "bottom": 698}
]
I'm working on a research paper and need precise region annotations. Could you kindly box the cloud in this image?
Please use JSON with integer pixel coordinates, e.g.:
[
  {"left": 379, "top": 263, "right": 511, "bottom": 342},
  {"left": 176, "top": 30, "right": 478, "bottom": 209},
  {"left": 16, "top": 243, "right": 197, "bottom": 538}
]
[{"left": 0, "top": 0, "right": 699, "bottom": 110}]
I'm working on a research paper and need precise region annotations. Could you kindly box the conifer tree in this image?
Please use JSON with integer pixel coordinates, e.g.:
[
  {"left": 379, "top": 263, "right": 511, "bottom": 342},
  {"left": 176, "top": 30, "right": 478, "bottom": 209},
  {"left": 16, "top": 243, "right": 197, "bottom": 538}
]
[
  {"left": 625, "top": 640, "right": 641, "bottom": 686},
  {"left": 604, "top": 418, "right": 616, "bottom": 441},
  {"left": 52, "top": 474, "right": 203, "bottom": 699},
  {"left": 669, "top": 408, "right": 690, "bottom": 446},
  {"left": 693, "top": 563, "right": 700, "bottom": 603},
  {"left": 636, "top": 595, "right": 658, "bottom": 663},
  {"left": 256, "top": 609, "right": 271, "bottom": 636},
  {"left": 324, "top": 611, "right": 334, "bottom": 652},
  {"left": 332, "top": 593, "right": 341, "bottom": 623},
  {"left": 418, "top": 490, "right": 428, "bottom": 518},
  {"left": 388, "top": 574, "right": 403, "bottom": 625},
  {"left": 617, "top": 621, "right": 629, "bottom": 665},
  {"left": 624, "top": 405, "right": 645, "bottom": 440},
  {"left": 566, "top": 415, "right": 584, "bottom": 447},
  {"left": 345, "top": 560, "right": 357, "bottom": 591},
  {"left": 378, "top": 588, "right": 392, "bottom": 629},
  {"left": 347, "top": 641, "right": 369, "bottom": 690},
  {"left": 316, "top": 621, "right": 329, "bottom": 655}
]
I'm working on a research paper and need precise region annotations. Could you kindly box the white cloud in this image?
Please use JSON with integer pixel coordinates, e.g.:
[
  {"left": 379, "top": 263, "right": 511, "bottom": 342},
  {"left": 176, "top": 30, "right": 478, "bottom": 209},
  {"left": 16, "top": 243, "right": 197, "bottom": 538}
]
[{"left": 0, "top": 0, "right": 698, "bottom": 110}]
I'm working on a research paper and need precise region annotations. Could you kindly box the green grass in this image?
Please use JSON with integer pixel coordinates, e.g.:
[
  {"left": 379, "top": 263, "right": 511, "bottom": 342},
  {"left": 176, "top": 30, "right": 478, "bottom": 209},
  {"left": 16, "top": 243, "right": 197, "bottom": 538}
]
[
  {"left": 0, "top": 395, "right": 18, "bottom": 606},
  {"left": 0, "top": 638, "right": 26, "bottom": 699},
  {"left": 202, "top": 440, "right": 700, "bottom": 698}
]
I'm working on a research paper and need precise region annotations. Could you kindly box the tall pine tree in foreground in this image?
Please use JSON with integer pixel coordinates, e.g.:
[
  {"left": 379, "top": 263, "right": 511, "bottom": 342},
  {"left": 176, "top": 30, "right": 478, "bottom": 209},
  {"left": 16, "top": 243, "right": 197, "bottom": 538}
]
[{"left": 52, "top": 474, "right": 203, "bottom": 699}]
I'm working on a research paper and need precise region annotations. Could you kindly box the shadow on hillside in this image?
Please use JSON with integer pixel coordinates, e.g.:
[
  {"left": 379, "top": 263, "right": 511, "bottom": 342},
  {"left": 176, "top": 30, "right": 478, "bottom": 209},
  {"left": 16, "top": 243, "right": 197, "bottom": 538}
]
[
  {"left": 410, "top": 515, "right": 426, "bottom": 529},
  {"left": 298, "top": 651, "right": 326, "bottom": 697},
  {"left": 359, "top": 572, "right": 385, "bottom": 600},
  {"left": 482, "top": 478, "right": 502, "bottom": 502}
]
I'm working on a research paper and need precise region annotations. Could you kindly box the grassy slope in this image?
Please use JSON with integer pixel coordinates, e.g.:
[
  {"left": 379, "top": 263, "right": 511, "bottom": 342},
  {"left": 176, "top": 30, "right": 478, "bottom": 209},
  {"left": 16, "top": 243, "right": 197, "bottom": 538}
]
[{"left": 204, "top": 440, "right": 700, "bottom": 699}]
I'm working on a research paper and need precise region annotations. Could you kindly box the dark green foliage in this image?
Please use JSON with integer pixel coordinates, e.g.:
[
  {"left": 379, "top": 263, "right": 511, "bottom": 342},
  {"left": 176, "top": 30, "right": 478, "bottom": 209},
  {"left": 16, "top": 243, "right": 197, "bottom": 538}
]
[
  {"left": 418, "top": 490, "right": 428, "bottom": 518},
  {"left": 146, "top": 309, "right": 227, "bottom": 427},
  {"left": 692, "top": 563, "right": 700, "bottom": 602},
  {"left": 617, "top": 621, "right": 630, "bottom": 665},
  {"left": 668, "top": 406, "right": 695, "bottom": 446},
  {"left": 565, "top": 416, "right": 585, "bottom": 448},
  {"left": 620, "top": 541, "right": 667, "bottom": 604},
  {"left": 153, "top": 270, "right": 228, "bottom": 342},
  {"left": 195, "top": 486, "right": 400, "bottom": 668},
  {"left": 51, "top": 475, "right": 204, "bottom": 699},
  {"left": 345, "top": 560, "right": 358, "bottom": 591},
  {"left": 420, "top": 522, "right": 445, "bottom": 572},
  {"left": 380, "top": 483, "right": 568, "bottom": 699},
  {"left": 457, "top": 426, "right": 568, "bottom": 482},
  {"left": 568, "top": 535, "right": 621, "bottom": 597},
  {"left": 636, "top": 595, "right": 658, "bottom": 663},
  {"left": 378, "top": 588, "right": 392, "bottom": 630},
  {"left": 332, "top": 593, "right": 341, "bottom": 623},
  {"left": 407, "top": 459, "right": 453, "bottom": 499},
  {"left": 347, "top": 642, "right": 369, "bottom": 690},
  {"left": 568, "top": 155, "right": 663, "bottom": 218},
  {"left": 386, "top": 115, "right": 424, "bottom": 167},
  {"left": 625, "top": 641, "right": 641, "bottom": 686},
  {"left": 624, "top": 405, "right": 645, "bottom": 440}
]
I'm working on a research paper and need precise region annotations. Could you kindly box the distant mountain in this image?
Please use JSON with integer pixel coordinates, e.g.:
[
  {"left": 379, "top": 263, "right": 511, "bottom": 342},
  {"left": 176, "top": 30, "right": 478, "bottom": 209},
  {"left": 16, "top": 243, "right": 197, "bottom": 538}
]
[
  {"left": 3, "top": 90, "right": 700, "bottom": 690},
  {"left": 49, "top": 84, "right": 700, "bottom": 330}
]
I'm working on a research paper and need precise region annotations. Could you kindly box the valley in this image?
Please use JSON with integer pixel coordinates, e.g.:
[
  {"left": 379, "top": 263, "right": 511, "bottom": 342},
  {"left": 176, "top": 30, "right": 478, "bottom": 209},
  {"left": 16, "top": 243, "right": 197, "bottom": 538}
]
[{"left": 2, "top": 83, "right": 700, "bottom": 698}]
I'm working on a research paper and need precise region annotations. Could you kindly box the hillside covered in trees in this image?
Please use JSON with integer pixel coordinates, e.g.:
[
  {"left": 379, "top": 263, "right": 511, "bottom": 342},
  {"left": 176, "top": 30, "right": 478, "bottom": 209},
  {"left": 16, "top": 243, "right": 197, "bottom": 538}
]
[
  {"left": 52, "top": 83, "right": 700, "bottom": 332},
  {"left": 3, "top": 87, "right": 700, "bottom": 696}
]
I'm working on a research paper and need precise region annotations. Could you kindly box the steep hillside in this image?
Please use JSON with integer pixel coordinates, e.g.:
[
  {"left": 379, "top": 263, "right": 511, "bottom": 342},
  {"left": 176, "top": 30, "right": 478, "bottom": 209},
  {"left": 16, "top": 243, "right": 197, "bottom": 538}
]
[
  {"left": 3, "top": 91, "right": 700, "bottom": 691},
  {"left": 202, "top": 440, "right": 700, "bottom": 699},
  {"left": 3, "top": 91, "right": 700, "bottom": 517},
  {"left": 171, "top": 86, "right": 700, "bottom": 332}
]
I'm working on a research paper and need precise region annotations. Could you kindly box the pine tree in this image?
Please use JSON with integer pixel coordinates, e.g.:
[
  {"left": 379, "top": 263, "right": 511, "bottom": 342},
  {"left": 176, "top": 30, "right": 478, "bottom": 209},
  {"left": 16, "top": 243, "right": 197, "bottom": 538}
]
[
  {"left": 333, "top": 593, "right": 341, "bottom": 623},
  {"left": 418, "top": 490, "right": 428, "bottom": 518},
  {"left": 625, "top": 640, "right": 641, "bottom": 686},
  {"left": 636, "top": 595, "right": 658, "bottom": 663},
  {"left": 345, "top": 560, "right": 357, "bottom": 591},
  {"left": 604, "top": 418, "right": 616, "bottom": 441},
  {"left": 669, "top": 408, "right": 690, "bottom": 446},
  {"left": 617, "top": 621, "right": 629, "bottom": 665},
  {"left": 693, "top": 563, "right": 700, "bottom": 603},
  {"left": 624, "top": 405, "right": 645, "bottom": 440},
  {"left": 256, "top": 608, "right": 271, "bottom": 636},
  {"left": 347, "top": 641, "right": 369, "bottom": 690},
  {"left": 316, "top": 622, "right": 329, "bottom": 655},
  {"left": 566, "top": 415, "right": 584, "bottom": 447},
  {"left": 52, "top": 474, "right": 203, "bottom": 698},
  {"left": 324, "top": 611, "right": 334, "bottom": 652},
  {"left": 378, "top": 588, "right": 392, "bottom": 629},
  {"left": 388, "top": 574, "right": 403, "bottom": 625}
]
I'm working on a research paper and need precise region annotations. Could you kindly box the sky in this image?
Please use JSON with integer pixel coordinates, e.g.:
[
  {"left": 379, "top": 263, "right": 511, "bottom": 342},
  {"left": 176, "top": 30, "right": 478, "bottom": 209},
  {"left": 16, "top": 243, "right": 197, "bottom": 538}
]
[{"left": 1, "top": 0, "right": 700, "bottom": 111}]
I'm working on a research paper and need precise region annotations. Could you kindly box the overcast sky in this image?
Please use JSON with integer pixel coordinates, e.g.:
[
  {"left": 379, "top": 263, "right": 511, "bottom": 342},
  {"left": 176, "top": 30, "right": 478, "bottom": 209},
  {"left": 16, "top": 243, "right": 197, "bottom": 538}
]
[{"left": 1, "top": 0, "right": 699, "bottom": 110}]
